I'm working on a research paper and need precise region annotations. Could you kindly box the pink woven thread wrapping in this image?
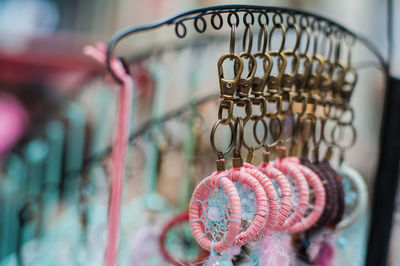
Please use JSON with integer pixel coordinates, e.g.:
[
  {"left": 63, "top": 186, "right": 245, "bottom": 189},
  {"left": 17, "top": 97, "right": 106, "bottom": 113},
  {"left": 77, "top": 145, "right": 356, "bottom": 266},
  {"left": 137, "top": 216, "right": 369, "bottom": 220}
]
[
  {"left": 227, "top": 167, "right": 268, "bottom": 245},
  {"left": 274, "top": 158, "right": 310, "bottom": 231},
  {"left": 189, "top": 171, "right": 241, "bottom": 252},
  {"left": 258, "top": 161, "right": 292, "bottom": 231},
  {"left": 285, "top": 157, "right": 326, "bottom": 233},
  {"left": 243, "top": 163, "right": 280, "bottom": 237}
]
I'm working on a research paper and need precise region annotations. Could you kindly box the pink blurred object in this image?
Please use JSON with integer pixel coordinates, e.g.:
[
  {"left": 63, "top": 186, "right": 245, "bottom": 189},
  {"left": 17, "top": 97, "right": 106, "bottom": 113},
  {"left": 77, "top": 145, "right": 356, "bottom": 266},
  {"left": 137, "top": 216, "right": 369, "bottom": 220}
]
[
  {"left": 259, "top": 234, "right": 294, "bottom": 266},
  {"left": 130, "top": 64, "right": 154, "bottom": 101},
  {"left": 84, "top": 43, "right": 133, "bottom": 266},
  {"left": 314, "top": 236, "right": 335, "bottom": 266},
  {"left": 0, "top": 93, "right": 29, "bottom": 160}
]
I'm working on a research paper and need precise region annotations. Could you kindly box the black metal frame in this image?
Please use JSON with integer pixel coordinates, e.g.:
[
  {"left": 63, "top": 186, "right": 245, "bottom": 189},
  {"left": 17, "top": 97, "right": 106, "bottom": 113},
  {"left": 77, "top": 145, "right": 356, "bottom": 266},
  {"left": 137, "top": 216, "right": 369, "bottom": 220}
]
[
  {"left": 105, "top": 5, "right": 387, "bottom": 83},
  {"left": 366, "top": 76, "right": 400, "bottom": 266}
]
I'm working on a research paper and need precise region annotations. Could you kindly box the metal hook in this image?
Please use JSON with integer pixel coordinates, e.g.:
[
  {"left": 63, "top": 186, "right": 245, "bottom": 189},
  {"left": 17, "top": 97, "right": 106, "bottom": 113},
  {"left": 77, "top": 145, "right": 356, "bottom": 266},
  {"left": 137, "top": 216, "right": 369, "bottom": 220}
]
[
  {"left": 230, "top": 23, "right": 237, "bottom": 57},
  {"left": 257, "top": 25, "right": 268, "bottom": 54},
  {"left": 242, "top": 23, "right": 253, "bottom": 55},
  {"left": 333, "top": 30, "right": 342, "bottom": 64},
  {"left": 232, "top": 118, "right": 245, "bottom": 161},
  {"left": 344, "top": 33, "right": 355, "bottom": 66},
  {"left": 311, "top": 20, "right": 321, "bottom": 57},
  {"left": 268, "top": 23, "right": 286, "bottom": 53},
  {"left": 252, "top": 25, "right": 272, "bottom": 98},
  {"left": 210, "top": 119, "right": 235, "bottom": 157},
  {"left": 321, "top": 29, "right": 334, "bottom": 61},
  {"left": 286, "top": 23, "right": 301, "bottom": 54},
  {"left": 298, "top": 26, "right": 311, "bottom": 55}
]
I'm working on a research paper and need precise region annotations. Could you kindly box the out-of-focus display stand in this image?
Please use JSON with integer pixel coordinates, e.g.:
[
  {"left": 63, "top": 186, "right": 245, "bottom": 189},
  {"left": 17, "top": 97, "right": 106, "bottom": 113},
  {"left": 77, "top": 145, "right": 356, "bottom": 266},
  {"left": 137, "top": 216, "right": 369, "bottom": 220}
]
[{"left": 0, "top": 3, "right": 397, "bottom": 266}]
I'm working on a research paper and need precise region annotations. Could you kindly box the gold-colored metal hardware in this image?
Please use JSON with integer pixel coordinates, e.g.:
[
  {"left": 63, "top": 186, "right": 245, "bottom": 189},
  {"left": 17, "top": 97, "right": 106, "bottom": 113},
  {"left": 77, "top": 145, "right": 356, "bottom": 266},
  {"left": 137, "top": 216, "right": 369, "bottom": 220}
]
[
  {"left": 210, "top": 119, "right": 235, "bottom": 157},
  {"left": 217, "top": 54, "right": 243, "bottom": 100}
]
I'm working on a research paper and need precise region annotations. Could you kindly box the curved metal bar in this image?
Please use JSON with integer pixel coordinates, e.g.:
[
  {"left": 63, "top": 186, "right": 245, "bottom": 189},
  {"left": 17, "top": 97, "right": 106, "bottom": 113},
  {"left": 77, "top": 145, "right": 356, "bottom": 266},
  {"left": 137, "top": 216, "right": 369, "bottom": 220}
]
[
  {"left": 106, "top": 4, "right": 387, "bottom": 83},
  {"left": 76, "top": 93, "right": 219, "bottom": 173}
]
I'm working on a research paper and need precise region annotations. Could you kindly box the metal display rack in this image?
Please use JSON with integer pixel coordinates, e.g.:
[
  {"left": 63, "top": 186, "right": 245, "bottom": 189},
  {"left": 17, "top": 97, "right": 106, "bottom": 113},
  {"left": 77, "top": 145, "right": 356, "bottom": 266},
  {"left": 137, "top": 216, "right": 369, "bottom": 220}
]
[{"left": 103, "top": 5, "right": 398, "bottom": 266}]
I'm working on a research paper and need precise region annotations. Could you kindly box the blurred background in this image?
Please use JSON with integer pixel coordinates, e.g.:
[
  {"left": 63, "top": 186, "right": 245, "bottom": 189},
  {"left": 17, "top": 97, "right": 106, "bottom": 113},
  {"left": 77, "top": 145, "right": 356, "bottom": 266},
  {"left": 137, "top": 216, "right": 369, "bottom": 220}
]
[{"left": 0, "top": 0, "right": 398, "bottom": 265}]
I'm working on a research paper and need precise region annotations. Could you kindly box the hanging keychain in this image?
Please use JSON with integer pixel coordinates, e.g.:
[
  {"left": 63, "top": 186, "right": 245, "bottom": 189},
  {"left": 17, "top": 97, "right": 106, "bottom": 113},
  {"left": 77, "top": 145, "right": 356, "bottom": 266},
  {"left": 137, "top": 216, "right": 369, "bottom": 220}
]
[
  {"left": 282, "top": 119, "right": 326, "bottom": 234},
  {"left": 335, "top": 156, "right": 367, "bottom": 231},
  {"left": 227, "top": 119, "right": 269, "bottom": 246},
  {"left": 299, "top": 26, "right": 340, "bottom": 232},
  {"left": 332, "top": 35, "right": 367, "bottom": 264},
  {"left": 252, "top": 18, "right": 302, "bottom": 265},
  {"left": 284, "top": 35, "right": 327, "bottom": 232},
  {"left": 256, "top": 16, "right": 297, "bottom": 233},
  {"left": 229, "top": 22, "right": 277, "bottom": 245},
  {"left": 190, "top": 23, "right": 243, "bottom": 260}
]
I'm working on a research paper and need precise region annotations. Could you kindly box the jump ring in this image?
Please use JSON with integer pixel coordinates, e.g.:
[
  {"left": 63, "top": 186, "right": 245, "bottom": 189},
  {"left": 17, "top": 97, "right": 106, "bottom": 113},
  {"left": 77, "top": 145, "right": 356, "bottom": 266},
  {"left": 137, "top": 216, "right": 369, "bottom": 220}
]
[
  {"left": 257, "top": 25, "right": 268, "bottom": 54},
  {"left": 242, "top": 24, "right": 253, "bottom": 55},
  {"left": 269, "top": 23, "right": 286, "bottom": 53},
  {"left": 210, "top": 119, "right": 235, "bottom": 157},
  {"left": 230, "top": 23, "right": 237, "bottom": 55}
]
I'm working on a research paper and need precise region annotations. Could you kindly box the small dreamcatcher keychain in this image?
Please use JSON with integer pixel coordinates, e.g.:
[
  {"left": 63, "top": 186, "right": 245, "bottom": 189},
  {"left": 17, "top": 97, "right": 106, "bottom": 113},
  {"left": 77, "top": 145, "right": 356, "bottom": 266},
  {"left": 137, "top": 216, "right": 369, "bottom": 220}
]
[
  {"left": 160, "top": 211, "right": 209, "bottom": 265},
  {"left": 283, "top": 113, "right": 326, "bottom": 234},
  {"left": 227, "top": 119, "right": 269, "bottom": 246},
  {"left": 190, "top": 23, "right": 267, "bottom": 264},
  {"left": 251, "top": 23, "right": 292, "bottom": 233},
  {"left": 335, "top": 160, "right": 367, "bottom": 231},
  {"left": 227, "top": 23, "right": 277, "bottom": 246},
  {"left": 253, "top": 18, "right": 303, "bottom": 265}
]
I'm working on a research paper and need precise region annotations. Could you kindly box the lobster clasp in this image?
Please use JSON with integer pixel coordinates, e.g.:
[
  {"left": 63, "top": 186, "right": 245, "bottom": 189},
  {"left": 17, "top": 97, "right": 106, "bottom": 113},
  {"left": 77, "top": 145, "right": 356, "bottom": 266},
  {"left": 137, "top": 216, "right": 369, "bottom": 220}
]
[
  {"left": 218, "top": 53, "right": 243, "bottom": 100},
  {"left": 333, "top": 62, "right": 347, "bottom": 91},
  {"left": 236, "top": 53, "right": 257, "bottom": 98},
  {"left": 281, "top": 51, "right": 300, "bottom": 91},
  {"left": 251, "top": 52, "right": 272, "bottom": 97},
  {"left": 266, "top": 51, "right": 287, "bottom": 94},
  {"left": 340, "top": 67, "right": 357, "bottom": 103},
  {"left": 319, "top": 61, "right": 334, "bottom": 98},
  {"left": 265, "top": 94, "right": 282, "bottom": 119},
  {"left": 294, "top": 53, "right": 312, "bottom": 93},
  {"left": 306, "top": 55, "right": 326, "bottom": 93},
  {"left": 292, "top": 93, "right": 307, "bottom": 116}
]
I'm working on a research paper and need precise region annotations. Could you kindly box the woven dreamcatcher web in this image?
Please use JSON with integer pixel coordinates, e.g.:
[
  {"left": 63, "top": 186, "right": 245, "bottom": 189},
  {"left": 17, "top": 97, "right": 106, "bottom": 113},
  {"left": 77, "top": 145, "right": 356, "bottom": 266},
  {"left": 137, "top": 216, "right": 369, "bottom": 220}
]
[
  {"left": 190, "top": 173, "right": 241, "bottom": 253},
  {"left": 199, "top": 185, "right": 233, "bottom": 246},
  {"left": 234, "top": 181, "right": 257, "bottom": 229},
  {"left": 288, "top": 176, "right": 301, "bottom": 216},
  {"left": 342, "top": 178, "right": 357, "bottom": 217}
]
